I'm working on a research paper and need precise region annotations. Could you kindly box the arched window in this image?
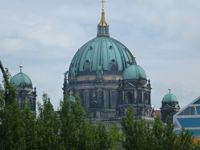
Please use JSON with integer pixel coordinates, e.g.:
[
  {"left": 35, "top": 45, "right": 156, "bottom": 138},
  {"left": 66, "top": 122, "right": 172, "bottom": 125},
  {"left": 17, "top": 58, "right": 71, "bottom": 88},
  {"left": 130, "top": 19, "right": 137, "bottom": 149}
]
[
  {"left": 127, "top": 92, "right": 133, "bottom": 104},
  {"left": 97, "top": 89, "right": 103, "bottom": 107},
  {"left": 109, "top": 59, "right": 118, "bottom": 72},
  {"left": 138, "top": 90, "right": 142, "bottom": 103},
  {"left": 144, "top": 92, "right": 148, "bottom": 104},
  {"left": 83, "top": 60, "right": 91, "bottom": 72},
  {"left": 84, "top": 90, "right": 89, "bottom": 108},
  {"left": 148, "top": 93, "right": 151, "bottom": 105}
]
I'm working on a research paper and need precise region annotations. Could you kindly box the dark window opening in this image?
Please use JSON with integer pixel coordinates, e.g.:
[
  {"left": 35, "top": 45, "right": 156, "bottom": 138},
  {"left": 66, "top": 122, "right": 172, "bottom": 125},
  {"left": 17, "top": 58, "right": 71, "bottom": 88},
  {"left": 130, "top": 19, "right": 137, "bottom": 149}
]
[
  {"left": 83, "top": 60, "right": 91, "bottom": 72},
  {"left": 138, "top": 90, "right": 142, "bottom": 103},
  {"left": 127, "top": 92, "right": 133, "bottom": 104},
  {"left": 109, "top": 59, "right": 118, "bottom": 72}
]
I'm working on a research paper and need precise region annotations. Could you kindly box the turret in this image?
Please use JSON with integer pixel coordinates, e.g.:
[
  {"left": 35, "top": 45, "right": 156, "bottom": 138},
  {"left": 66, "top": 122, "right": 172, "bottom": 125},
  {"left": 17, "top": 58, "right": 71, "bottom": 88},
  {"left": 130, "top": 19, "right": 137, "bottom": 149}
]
[
  {"left": 10, "top": 66, "right": 36, "bottom": 113},
  {"left": 161, "top": 89, "right": 180, "bottom": 123}
]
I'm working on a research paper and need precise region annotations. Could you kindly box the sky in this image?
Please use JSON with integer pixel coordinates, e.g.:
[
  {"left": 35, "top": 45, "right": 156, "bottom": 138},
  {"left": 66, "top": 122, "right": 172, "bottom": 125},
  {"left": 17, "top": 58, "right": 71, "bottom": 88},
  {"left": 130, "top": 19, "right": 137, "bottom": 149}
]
[{"left": 0, "top": 0, "right": 200, "bottom": 110}]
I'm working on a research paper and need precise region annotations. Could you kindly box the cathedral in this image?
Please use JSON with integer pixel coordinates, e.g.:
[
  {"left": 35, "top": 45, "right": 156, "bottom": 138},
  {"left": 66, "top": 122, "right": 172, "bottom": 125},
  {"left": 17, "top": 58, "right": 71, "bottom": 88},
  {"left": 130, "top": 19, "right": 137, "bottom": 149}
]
[
  {"left": 1, "top": 3, "right": 181, "bottom": 123},
  {"left": 63, "top": 8, "right": 152, "bottom": 120}
]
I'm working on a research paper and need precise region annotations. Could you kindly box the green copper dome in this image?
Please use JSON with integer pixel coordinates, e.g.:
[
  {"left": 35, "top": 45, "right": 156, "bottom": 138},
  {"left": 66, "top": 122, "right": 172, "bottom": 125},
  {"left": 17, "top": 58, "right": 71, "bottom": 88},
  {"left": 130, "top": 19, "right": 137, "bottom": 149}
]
[
  {"left": 123, "top": 64, "right": 147, "bottom": 80},
  {"left": 69, "top": 36, "right": 136, "bottom": 78},
  {"left": 11, "top": 71, "right": 32, "bottom": 88},
  {"left": 162, "top": 91, "right": 178, "bottom": 103}
]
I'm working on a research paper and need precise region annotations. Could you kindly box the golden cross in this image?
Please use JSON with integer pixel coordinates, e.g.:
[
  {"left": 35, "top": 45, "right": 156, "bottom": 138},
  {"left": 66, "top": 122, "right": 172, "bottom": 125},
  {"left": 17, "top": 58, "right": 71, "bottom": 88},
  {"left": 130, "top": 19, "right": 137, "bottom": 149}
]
[{"left": 101, "top": 0, "right": 106, "bottom": 10}]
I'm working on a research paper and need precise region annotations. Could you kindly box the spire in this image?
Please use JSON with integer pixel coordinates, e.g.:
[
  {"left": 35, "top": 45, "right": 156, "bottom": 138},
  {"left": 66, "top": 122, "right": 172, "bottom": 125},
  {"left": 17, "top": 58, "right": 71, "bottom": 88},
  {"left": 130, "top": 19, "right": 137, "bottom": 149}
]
[
  {"left": 97, "top": 0, "right": 110, "bottom": 37},
  {"left": 19, "top": 65, "right": 23, "bottom": 72},
  {"left": 99, "top": 0, "right": 107, "bottom": 26},
  {"left": 99, "top": 9, "right": 108, "bottom": 27},
  {"left": 168, "top": 89, "right": 172, "bottom": 94}
]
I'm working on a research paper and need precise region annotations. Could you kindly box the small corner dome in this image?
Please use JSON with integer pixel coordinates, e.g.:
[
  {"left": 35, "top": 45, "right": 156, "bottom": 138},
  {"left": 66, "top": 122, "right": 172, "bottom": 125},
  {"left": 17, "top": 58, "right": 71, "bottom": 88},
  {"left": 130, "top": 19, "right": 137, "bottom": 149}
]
[
  {"left": 162, "top": 91, "right": 178, "bottom": 103},
  {"left": 11, "top": 72, "right": 32, "bottom": 88},
  {"left": 123, "top": 64, "right": 147, "bottom": 81}
]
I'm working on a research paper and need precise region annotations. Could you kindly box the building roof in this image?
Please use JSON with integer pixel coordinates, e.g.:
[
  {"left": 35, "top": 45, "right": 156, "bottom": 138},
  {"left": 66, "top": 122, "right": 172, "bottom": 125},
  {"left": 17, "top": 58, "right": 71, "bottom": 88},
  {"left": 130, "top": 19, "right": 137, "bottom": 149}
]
[
  {"left": 123, "top": 64, "right": 146, "bottom": 80},
  {"left": 69, "top": 36, "right": 137, "bottom": 78},
  {"left": 162, "top": 90, "right": 178, "bottom": 103},
  {"left": 11, "top": 69, "right": 32, "bottom": 89},
  {"left": 174, "top": 96, "right": 200, "bottom": 137}
]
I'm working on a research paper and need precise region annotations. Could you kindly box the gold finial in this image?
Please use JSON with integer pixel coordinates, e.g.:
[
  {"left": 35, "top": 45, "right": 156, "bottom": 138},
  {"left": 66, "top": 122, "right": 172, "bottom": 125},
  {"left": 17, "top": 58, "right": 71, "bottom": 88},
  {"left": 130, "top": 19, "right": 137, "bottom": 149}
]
[
  {"left": 99, "top": 0, "right": 108, "bottom": 27},
  {"left": 19, "top": 65, "right": 23, "bottom": 72}
]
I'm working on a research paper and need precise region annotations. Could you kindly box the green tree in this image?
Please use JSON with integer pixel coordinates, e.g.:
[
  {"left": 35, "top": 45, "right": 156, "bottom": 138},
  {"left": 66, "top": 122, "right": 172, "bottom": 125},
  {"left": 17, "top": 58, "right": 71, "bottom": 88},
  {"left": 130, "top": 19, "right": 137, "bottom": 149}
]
[
  {"left": 0, "top": 61, "right": 25, "bottom": 150},
  {"left": 78, "top": 119, "right": 114, "bottom": 150},
  {"left": 176, "top": 129, "right": 193, "bottom": 150},
  {"left": 0, "top": 100, "right": 25, "bottom": 150},
  {"left": 151, "top": 118, "right": 194, "bottom": 150},
  {"left": 193, "top": 143, "right": 200, "bottom": 150},
  {"left": 121, "top": 108, "right": 199, "bottom": 150},
  {"left": 162, "top": 118, "right": 177, "bottom": 150},
  {"left": 60, "top": 94, "right": 115, "bottom": 150},
  {"left": 0, "top": 85, "right": 4, "bottom": 125},
  {"left": 121, "top": 108, "right": 150, "bottom": 150},
  {"left": 94, "top": 123, "right": 113, "bottom": 150},
  {"left": 109, "top": 124, "right": 123, "bottom": 149},
  {"left": 21, "top": 102, "right": 37, "bottom": 150},
  {"left": 59, "top": 95, "right": 73, "bottom": 149},
  {"left": 59, "top": 94, "right": 87, "bottom": 149},
  {"left": 78, "top": 119, "right": 96, "bottom": 150},
  {"left": 0, "top": 61, "right": 15, "bottom": 106},
  {"left": 36, "top": 93, "right": 60, "bottom": 150},
  {"left": 151, "top": 117, "right": 165, "bottom": 150},
  {"left": 0, "top": 86, "right": 4, "bottom": 109},
  {"left": 71, "top": 94, "right": 86, "bottom": 148}
]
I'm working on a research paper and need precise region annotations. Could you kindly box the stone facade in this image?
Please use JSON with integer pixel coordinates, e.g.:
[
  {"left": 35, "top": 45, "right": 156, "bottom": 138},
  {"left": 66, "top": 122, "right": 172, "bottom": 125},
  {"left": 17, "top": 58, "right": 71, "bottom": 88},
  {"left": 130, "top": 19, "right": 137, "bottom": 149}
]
[
  {"left": 64, "top": 71, "right": 153, "bottom": 120},
  {"left": 161, "top": 101, "right": 179, "bottom": 123},
  {"left": 16, "top": 87, "right": 37, "bottom": 114},
  {"left": 64, "top": 74, "right": 121, "bottom": 119},
  {"left": 118, "top": 79, "right": 152, "bottom": 118}
]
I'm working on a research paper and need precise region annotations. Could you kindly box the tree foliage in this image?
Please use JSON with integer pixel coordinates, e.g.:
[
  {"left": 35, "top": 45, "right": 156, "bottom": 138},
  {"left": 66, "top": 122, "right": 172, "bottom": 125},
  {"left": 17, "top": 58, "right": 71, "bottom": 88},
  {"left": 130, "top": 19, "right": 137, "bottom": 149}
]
[
  {"left": 37, "top": 93, "right": 61, "bottom": 150},
  {"left": 21, "top": 102, "right": 37, "bottom": 150},
  {"left": 121, "top": 108, "right": 150, "bottom": 150},
  {"left": 59, "top": 95, "right": 114, "bottom": 150},
  {"left": 0, "top": 61, "right": 25, "bottom": 150},
  {"left": 121, "top": 108, "right": 199, "bottom": 150},
  {"left": 0, "top": 62, "right": 200, "bottom": 150}
]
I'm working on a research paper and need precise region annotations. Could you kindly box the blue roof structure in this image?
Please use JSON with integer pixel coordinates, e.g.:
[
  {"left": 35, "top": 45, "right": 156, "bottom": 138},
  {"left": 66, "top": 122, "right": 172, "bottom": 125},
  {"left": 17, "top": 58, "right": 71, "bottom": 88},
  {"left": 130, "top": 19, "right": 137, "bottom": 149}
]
[{"left": 174, "top": 96, "right": 200, "bottom": 137}]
